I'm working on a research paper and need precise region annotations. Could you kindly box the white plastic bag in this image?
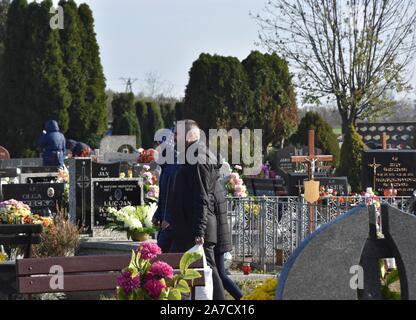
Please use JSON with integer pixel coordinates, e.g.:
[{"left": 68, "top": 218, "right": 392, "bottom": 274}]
[{"left": 186, "top": 245, "right": 213, "bottom": 300}]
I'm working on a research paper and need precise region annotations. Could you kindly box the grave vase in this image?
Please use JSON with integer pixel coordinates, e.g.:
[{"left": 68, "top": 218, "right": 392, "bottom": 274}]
[{"left": 131, "top": 231, "right": 150, "bottom": 242}]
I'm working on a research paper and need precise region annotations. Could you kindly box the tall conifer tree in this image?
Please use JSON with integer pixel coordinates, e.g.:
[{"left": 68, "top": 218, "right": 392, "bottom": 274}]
[
  {"left": 59, "top": 0, "right": 87, "bottom": 142},
  {"left": 0, "top": 0, "right": 28, "bottom": 155},
  {"left": 21, "top": 0, "right": 70, "bottom": 155},
  {"left": 78, "top": 3, "right": 107, "bottom": 147}
]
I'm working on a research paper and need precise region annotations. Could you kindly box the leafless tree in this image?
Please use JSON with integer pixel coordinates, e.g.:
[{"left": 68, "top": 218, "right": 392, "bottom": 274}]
[
  {"left": 144, "top": 71, "right": 174, "bottom": 101},
  {"left": 256, "top": 0, "right": 416, "bottom": 133}
]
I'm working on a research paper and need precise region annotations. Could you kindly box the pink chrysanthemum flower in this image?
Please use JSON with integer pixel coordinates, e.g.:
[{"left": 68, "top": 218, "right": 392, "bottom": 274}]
[
  {"left": 144, "top": 278, "right": 166, "bottom": 299},
  {"left": 138, "top": 242, "right": 162, "bottom": 260},
  {"left": 149, "top": 261, "right": 174, "bottom": 280},
  {"left": 117, "top": 271, "right": 140, "bottom": 294}
]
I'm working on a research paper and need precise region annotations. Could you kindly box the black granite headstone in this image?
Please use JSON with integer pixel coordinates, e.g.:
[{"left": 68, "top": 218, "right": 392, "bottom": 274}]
[
  {"left": 277, "top": 204, "right": 416, "bottom": 300},
  {"left": 25, "top": 177, "right": 58, "bottom": 184},
  {"left": 92, "top": 161, "right": 121, "bottom": 178},
  {"left": 277, "top": 206, "right": 369, "bottom": 300},
  {"left": 275, "top": 147, "right": 323, "bottom": 174},
  {"left": 275, "top": 147, "right": 297, "bottom": 173},
  {"left": 316, "top": 177, "right": 349, "bottom": 196},
  {"left": 287, "top": 173, "right": 327, "bottom": 196},
  {"left": 0, "top": 168, "right": 19, "bottom": 178},
  {"left": 362, "top": 150, "right": 416, "bottom": 196},
  {"left": 2, "top": 183, "right": 65, "bottom": 215},
  {"left": 92, "top": 179, "right": 143, "bottom": 226},
  {"left": 244, "top": 178, "right": 286, "bottom": 196}
]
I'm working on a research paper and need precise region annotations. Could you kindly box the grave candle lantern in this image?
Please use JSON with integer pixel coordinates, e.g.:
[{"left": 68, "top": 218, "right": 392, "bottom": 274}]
[{"left": 242, "top": 263, "right": 251, "bottom": 275}]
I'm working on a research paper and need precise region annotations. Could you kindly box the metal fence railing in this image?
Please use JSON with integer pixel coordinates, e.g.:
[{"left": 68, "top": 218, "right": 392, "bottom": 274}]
[{"left": 226, "top": 196, "right": 412, "bottom": 271}]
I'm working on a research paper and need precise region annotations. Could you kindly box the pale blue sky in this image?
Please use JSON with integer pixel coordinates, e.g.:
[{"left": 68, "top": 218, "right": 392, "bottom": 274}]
[{"left": 59, "top": 0, "right": 267, "bottom": 98}]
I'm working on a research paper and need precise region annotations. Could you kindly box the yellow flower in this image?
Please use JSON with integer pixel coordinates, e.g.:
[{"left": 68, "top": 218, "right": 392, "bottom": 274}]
[
  {"left": 241, "top": 278, "right": 278, "bottom": 300},
  {"left": 0, "top": 252, "right": 8, "bottom": 263}
]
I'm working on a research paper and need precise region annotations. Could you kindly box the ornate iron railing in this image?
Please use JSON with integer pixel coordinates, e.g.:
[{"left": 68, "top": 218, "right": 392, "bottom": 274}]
[{"left": 226, "top": 196, "right": 412, "bottom": 271}]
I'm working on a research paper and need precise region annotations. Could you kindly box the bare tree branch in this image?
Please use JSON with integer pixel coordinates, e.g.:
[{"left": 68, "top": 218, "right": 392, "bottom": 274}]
[{"left": 255, "top": 0, "right": 416, "bottom": 132}]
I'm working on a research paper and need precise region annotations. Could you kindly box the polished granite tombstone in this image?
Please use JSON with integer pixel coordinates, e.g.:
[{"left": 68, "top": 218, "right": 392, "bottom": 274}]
[{"left": 277, "top": 204, "right": 416, "bottom": 300}]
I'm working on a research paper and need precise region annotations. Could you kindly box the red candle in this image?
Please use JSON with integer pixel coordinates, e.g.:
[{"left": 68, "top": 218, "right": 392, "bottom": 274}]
[{"left": 242, "top": 263, "right": 251, "bottom": 275}]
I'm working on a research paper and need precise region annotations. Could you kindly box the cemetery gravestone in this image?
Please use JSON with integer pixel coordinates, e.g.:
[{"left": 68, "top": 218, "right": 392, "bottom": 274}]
[
  {"left": 275, "top": 147, "right": 297, "bottom": 173},
  {"left": 275, "top": 147, "right": 324, "bottom": 174},
  {"left": 287, "top": 173, "right": 327, "bottom": 196},
  {"left": 244, "top": 178, "right": 287, "bottom": 197},
  {"left": 69, "top": 158, "right": 92, "bottom": 231},
  {"left": 0, "top": 158, "right": 43, "bottom": 169},
  {"left": 19, "top": 166, "right": 60, "bottom": 184},
  {"left": 277, "top": 204, "right": 416, "bottom": 300},
  {"left": 316, "top": 177, "right": 349, "bottom": 196},
  {"left": 362, "top": 150, "right": 416, "bottom": 196},
  {"left": 99, "top": 135, "right": 137, "bottom": 154},
  {"left": 99, "top": 135, "right": 139, "bottom": 164},
  {"left": 357, "top": 122, "right": 416, "bottom": 150},
  {"left": 0, "top": 168, "right": 20, "bottom": 201},
  {"left": 92, "top": 162, "right": 121, "bottom": 179},
  {"left": 103, "top": 152, "right": 139, "bottom": 163},
  {"left": 2, "top": 183, "right": 64, "bottom": 215},
  {"left": 92, "top": 178, "right": 143, "bottom": 226}
]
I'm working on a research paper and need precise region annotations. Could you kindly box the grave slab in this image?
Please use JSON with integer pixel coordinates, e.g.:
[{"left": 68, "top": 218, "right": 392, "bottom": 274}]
[{"left": 277, "top": 206, "right": 369, "bottom": 300}]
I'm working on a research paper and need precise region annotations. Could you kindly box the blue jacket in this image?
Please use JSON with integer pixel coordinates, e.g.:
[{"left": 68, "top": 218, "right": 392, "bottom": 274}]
[
  {"left": 38, "top": 120, "right": 66, "bottom": 167},
  {"left": 154, "top": 162, "right": 181, "bottom": 224}
]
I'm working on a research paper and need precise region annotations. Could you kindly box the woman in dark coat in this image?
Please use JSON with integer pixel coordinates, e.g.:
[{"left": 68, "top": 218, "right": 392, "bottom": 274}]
[
  {"left": 213, "top": 169, "right": 243, "bottom": 300},
  {"left": 38, "top": 120, "right": 66, "bottom": 167}
]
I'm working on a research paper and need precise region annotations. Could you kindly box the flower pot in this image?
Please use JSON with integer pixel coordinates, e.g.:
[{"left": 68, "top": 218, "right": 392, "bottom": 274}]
[{"left": 131, "top": 232, "right": 150, "bottom": 242}]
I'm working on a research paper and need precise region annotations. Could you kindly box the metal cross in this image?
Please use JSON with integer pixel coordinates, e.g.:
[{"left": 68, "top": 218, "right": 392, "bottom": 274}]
[
  {"left": 368, "top": 158, "right": 382, "bottom": 192},
  {"left": 77, "top": 162, "right": 91, "bottom": 227}
]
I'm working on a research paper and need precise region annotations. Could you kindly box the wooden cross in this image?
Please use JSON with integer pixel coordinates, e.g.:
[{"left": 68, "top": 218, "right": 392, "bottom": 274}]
[
  {"left": 382, "top": 132, "right": 388, "bottom": 150},
  {"left": 290, "top": 130, "right": 334, "bottom": 181},
  {"left": 290, "top": 130, "right": 333, "bottom": 234},
  {"left": 368, "top": 157, "right": 382, "bottom": 192}
]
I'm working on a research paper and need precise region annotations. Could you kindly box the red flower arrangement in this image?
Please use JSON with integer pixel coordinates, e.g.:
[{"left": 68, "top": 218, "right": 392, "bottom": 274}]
[{"left": 138, "top": 149, "right": 156, "bottom": 164}]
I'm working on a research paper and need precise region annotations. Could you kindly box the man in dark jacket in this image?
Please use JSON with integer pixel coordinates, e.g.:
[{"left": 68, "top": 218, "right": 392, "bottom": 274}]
[
  {"left": 153, "top": 132, "right": 180, "bottom": 253},
  {"left": 170, "top": 120, "right": 225, "bottom": 300},
  {"left": 38, "top": 120, "right": 66, "bottom": 168}
]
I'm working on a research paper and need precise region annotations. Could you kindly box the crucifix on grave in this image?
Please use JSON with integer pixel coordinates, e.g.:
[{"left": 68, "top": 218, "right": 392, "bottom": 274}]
[
  {"left": 368, "top": 158, "right": 381, "bottom": 192},
  {"left": 291, "top": 130, "right": 334, "bottom": 233},
  {"left": 76, "top": 162, "right": 91, "bottom": 229}
]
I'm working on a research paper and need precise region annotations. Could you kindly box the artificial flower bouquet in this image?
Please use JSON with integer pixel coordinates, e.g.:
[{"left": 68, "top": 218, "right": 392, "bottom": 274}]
[
  {"left": 0, "top": 199, "right": 53, "bottom": 227},
  {"left": 141, "top": 165, "right": 159, "bottom": 201},
  {"left": 105, "top": 204, "right": 158, "bottom": 240},
  {"left": 57, "top": 168, "right": 69, "bottom": 184},
  {"left": 224, "top": 168, "right": 248, "bottom": 198},
  {"left": 138, "top": 148, "right": 157, "bottom": 164},
  {"left": 117, "top": 243, "right": 203, "bottom": 300}
]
